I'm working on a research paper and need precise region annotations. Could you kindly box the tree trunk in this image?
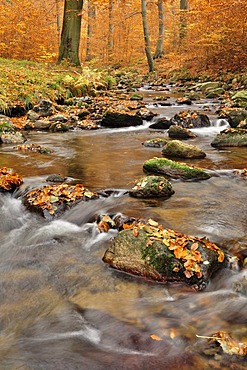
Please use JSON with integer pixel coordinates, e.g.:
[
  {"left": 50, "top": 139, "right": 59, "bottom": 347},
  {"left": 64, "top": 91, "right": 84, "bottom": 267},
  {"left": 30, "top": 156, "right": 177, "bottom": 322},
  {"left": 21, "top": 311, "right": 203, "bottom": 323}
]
[
  {"left": 153, "top": 0, "right": 165, "bottom": 59},
  {"left": 179, "top": 0, "right": 188, "bottom": 42},
  {"left": 108, "top": 0, "right": 114, "bottom": 55},
  {"left": 141, "top": 0, "right": 155, "bottom": 72},
  {"left": 58, "top": 0, "right": 83, "bottom": 66},
  {"left": 86, "top": 0, "right": 95, "bottom": 61},
  {"left": 55, "top": 0, "right": 61, "bottom": 49}
]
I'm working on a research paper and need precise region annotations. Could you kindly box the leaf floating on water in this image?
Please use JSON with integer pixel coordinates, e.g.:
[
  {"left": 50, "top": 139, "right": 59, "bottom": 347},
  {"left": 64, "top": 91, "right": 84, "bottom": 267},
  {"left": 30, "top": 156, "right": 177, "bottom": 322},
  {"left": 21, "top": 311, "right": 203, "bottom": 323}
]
[
  {"left": 196, "top": 332, "right": 247, "bottom": 357},
  {"left": 150, "top": 334, "right": 163, "bottom": 341}
]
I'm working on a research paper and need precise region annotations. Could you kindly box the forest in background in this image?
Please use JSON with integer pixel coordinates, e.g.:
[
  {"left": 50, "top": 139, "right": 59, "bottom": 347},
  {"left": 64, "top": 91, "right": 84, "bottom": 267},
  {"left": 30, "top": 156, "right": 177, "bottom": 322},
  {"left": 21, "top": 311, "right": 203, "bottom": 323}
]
[{"left": 0, "top": 0, "right": 246, "bottom": 75}]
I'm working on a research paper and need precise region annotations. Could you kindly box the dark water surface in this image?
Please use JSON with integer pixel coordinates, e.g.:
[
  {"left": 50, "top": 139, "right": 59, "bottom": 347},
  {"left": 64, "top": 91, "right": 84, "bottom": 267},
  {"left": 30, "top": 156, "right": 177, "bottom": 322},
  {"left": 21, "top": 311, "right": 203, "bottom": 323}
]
[{"left": 0, "top": 91, "right": 246, "bottom": 369}]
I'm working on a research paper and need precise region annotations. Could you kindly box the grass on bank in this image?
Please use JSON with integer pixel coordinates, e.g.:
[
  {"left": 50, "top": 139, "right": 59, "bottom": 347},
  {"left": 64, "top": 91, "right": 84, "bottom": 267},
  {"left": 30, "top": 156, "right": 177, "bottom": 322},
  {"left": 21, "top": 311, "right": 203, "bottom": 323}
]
[{"left": 0, "top": 58, "right": 117, "bottom": 114}]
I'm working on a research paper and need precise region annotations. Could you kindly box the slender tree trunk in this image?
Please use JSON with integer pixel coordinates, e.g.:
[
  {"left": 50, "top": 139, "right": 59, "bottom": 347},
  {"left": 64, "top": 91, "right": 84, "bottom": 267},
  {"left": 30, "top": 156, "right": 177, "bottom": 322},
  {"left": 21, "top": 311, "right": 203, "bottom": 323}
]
[
  {"left": 141, "top": 0, "right": 155, "bottom": 72},
  {"left": 179, "top": 0, "right": 188, "bottom": 42},
  {"left": 86, "top": 0, "right": 95, "bottom": 61},
  {"left": 55, "top": 0, "right": 61, "bottom": 49},
  {"left": 58, "top": 0, "right": 83, "bottom": 66},
  {"left": 153, "top": 0, "right": 165, "bottom": 59},
  {"left": 108, "top": 0, "right": 114, "bottom": 55}
]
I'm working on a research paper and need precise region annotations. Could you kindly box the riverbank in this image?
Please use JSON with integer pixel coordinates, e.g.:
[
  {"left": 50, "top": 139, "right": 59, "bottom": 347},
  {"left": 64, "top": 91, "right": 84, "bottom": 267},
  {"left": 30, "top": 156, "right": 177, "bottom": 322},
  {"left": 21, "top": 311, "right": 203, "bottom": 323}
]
[{"left": 0, "top": 58, "right": 246, "bottom": 117}]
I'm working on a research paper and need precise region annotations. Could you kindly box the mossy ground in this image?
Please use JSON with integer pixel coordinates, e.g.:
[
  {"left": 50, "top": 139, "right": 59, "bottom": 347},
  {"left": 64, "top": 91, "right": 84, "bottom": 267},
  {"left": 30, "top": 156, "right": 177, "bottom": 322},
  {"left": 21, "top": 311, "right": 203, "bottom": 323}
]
[{"left": 0, "top": 58, "right": 116, "bottom": 114}]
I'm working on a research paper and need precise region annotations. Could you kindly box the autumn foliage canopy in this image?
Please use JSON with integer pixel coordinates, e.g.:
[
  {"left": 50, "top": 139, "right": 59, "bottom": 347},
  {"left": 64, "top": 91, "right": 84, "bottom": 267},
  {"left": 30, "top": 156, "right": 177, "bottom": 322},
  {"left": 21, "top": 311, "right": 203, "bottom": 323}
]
[{"left": 0, "top": 0, "right": 246, "bottom": 72}]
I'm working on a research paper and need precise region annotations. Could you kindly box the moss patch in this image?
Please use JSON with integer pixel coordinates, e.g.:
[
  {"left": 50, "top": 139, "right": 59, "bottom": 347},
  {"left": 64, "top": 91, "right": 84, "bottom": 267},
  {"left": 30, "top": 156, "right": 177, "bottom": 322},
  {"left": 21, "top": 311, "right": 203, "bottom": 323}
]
[{"left": 143, "top": 157, "right": 210, "bottom": 180}]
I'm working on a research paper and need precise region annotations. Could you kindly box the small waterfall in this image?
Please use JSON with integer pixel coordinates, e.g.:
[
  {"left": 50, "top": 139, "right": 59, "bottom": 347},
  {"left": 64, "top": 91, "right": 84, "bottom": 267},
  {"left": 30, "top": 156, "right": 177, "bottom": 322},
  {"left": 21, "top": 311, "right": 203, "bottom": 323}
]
[{"left": 214, "top": 118, "right": 229, "bottom": 128}]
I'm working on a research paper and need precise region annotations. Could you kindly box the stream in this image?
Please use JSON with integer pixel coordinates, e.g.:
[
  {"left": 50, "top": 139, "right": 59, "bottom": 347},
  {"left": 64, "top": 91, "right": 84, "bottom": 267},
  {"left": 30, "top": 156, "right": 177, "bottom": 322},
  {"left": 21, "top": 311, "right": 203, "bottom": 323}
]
[{"left": 0, "top": 87, "right": 246, "bottom": 369}]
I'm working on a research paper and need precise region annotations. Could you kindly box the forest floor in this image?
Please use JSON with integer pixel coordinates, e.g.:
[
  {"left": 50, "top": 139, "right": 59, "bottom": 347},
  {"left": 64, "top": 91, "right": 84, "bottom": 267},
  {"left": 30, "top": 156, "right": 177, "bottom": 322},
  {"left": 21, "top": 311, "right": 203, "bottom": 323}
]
[{"left": 0, "top": 57, "right": 246, "bottom": 117}]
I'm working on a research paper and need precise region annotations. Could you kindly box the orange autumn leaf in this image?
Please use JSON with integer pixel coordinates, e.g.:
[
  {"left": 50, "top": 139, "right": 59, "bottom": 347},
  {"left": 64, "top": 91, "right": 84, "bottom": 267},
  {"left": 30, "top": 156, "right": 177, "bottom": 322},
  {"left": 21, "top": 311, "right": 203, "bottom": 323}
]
[{"left": 150, "top": 334, "right": 163, "bottom": 341}]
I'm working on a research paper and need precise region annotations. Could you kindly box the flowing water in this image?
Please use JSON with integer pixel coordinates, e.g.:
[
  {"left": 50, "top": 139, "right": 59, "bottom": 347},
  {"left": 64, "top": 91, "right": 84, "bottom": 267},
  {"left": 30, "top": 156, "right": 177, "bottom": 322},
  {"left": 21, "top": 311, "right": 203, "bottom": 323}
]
[{"left": 0, "top": 88, "right": 246, "bottom": 369}]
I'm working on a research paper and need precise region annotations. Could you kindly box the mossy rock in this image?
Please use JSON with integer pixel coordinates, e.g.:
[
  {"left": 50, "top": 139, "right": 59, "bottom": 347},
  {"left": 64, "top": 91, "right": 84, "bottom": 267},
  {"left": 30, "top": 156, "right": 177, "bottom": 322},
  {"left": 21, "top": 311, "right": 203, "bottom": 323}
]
[
  {"left": 143, "top": 137, "right": 168, "bottom": 148},
  {"left": 162, "top": 140, "right": 206, "bottom": 159},
  {"left": 205, "top": 87, "right": 224, "bottom": 98},
  {"left": 211, "top": 128, "right": 247, "bottom": 147},
  {"left": 231, "top": 90, "right": 247, "bottom": 108},
  {"left": 194, "top": 81, "right": 221, "bottom": 92},
  {"left": 103, "top": 219, "right": 226, "bottom": 290},
  {"left": 129, "top": 175, "right": 174, "bottom": 198},
  {"left": 143, "top": 157, "right": 210, "bottom": 181}
]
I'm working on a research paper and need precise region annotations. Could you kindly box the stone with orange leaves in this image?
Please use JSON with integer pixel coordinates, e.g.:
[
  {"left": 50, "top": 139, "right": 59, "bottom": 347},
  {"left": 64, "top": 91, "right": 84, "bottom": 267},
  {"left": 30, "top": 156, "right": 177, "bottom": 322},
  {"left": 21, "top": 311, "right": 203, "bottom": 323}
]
[{"left": 103, "top": 218, "right": 227, "bottom": 290}]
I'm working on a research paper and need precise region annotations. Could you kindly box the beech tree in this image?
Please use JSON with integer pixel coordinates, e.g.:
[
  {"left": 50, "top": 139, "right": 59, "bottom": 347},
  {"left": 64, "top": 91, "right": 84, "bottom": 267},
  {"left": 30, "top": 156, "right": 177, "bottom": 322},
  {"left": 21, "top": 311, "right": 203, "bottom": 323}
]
[
  {"left": 86, "top": 0, "right": 96, "bottom": 61},
  {"left": 153, "top": 0, "right": 165, "bottom": 59},
  {"left": 58, "top": 0, "right": 83, "bottom": 65},
  {"left": 141, "top": 0, "right": 155, "bottom": 72}
]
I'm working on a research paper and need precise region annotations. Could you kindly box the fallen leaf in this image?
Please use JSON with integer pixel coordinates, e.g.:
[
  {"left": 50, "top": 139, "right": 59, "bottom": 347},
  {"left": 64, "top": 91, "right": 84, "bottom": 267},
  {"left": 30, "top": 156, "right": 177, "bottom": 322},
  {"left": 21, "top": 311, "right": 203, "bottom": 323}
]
[{"left": 150, "top": 334, "right": 163, "bottom": 341}]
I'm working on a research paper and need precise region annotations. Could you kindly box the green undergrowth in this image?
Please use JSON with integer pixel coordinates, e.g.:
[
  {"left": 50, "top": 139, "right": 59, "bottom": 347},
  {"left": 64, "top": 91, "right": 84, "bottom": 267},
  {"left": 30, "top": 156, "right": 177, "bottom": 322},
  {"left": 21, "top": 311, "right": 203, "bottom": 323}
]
[{"left": 0, "top": 58, "right": 117, "bottom": 114}]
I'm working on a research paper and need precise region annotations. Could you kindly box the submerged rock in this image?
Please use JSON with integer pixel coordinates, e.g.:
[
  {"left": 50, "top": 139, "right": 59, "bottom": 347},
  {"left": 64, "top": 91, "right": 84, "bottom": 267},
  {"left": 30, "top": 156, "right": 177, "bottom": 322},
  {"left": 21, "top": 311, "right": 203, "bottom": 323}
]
[
  {"left": 15, "top": 143, "right": 52, "bottom": 154},
  {"left": 23, "top": 183, "right": 99, "bottom": 218},
  {"left": 101, "top": 111, "right": 143, "bottom": 128},
  {"left": 168, "top": 125, "right": 197, "bottom": 139},
  {"left": 129, "top": 175, "right": 174, "bottom": 198},
  {"left": 162, "top": 140, "right": 206, "bottom": 159},
  {"left": 211, "top": 128, "right": 247, "bottom": 147},
  {"left": 0, "top": 167, "right": 23, "bottom": 192},
  {"left": 143, "top": 157, "right": 210, "bottom": 181},
  {"left": 103, "top": 218, "right": 226, "bottom": 290},
  {"left": 143, "top": 137, "right": 168, "bottom": 148}
]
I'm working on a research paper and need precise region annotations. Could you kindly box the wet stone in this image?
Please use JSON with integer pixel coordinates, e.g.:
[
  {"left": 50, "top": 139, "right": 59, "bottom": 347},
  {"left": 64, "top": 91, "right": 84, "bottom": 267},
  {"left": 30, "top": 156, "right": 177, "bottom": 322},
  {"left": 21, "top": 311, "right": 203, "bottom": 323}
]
[
  {"left": 129, "top": 175, "right": 174, "bottom": 198},
  {"left": 103, "top": 219, "right": 226, "bottom": 290}
]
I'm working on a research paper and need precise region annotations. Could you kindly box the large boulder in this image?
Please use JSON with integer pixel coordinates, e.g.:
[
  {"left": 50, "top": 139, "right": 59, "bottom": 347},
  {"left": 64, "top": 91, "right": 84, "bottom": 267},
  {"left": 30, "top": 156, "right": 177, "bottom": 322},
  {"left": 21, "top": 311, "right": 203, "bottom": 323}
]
[
  {"left": 171, "top": 110, "right": 210, "bottom": 128},
  {"left": 101, "top": 111, "right": 143, "bottom": 128},
  {"left": 102, "top": 218, "right": 226, "bottom": 290},
  {"left": 0, "top": 167, "right": 23, "bottom": 192},
  {"left": 23, "top": 183, "right": 99, "bottom": 218},
  {"left": 211, "top": 128, "right": 247, "bottom": 147},
  {"left": 143, "top": 157, "right": 210, "bottom": 181},
  {"left": 162, "top": 140, "right": 206, "bottom": 159},
  {"left": 129, "top": 175, "right": 174, "bottom": 198},
  {"left": 168, "top": 125, "right": 197, "bottom": 139}
]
